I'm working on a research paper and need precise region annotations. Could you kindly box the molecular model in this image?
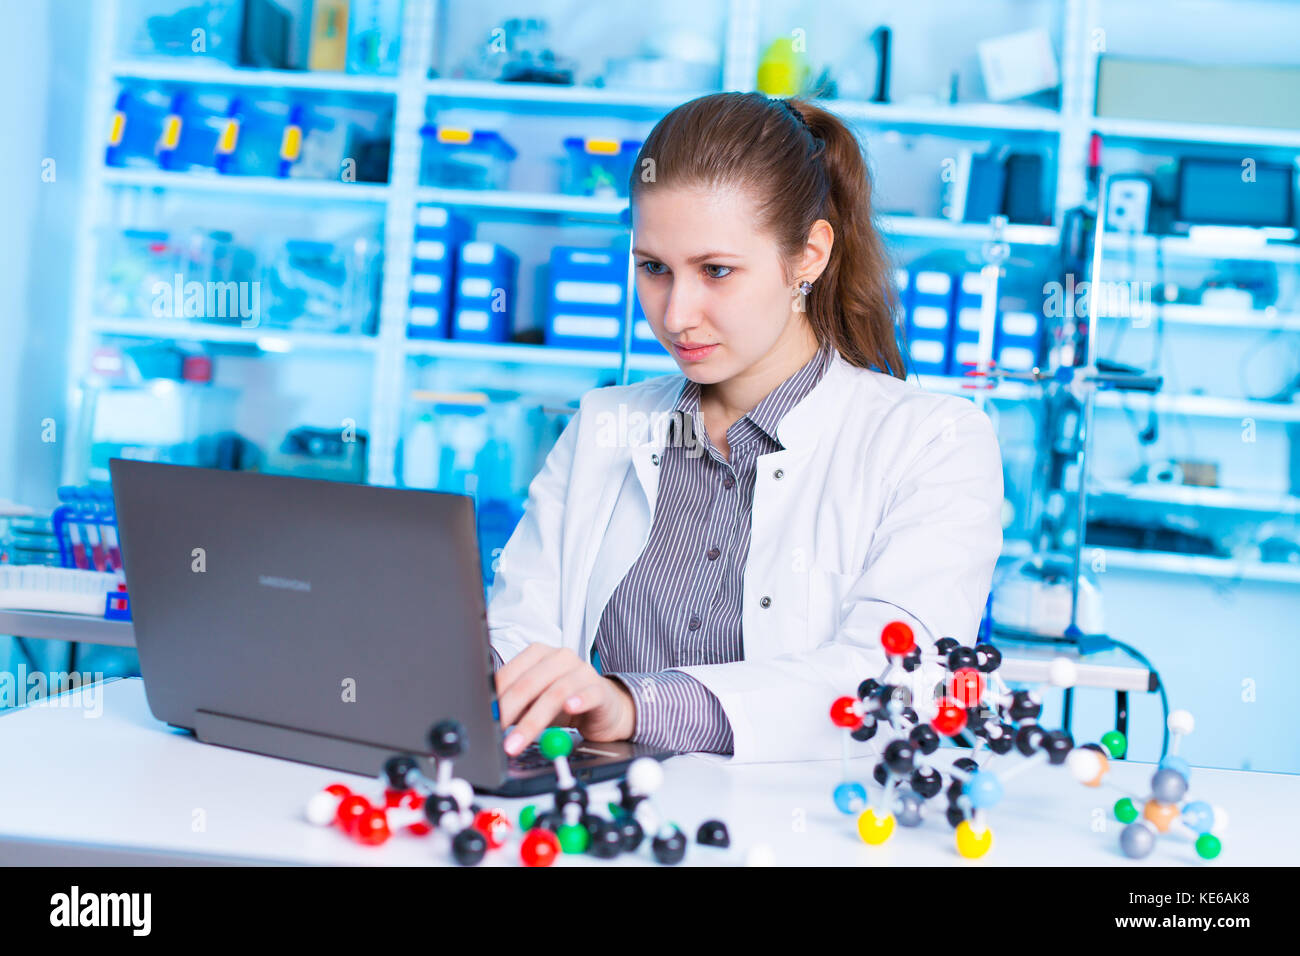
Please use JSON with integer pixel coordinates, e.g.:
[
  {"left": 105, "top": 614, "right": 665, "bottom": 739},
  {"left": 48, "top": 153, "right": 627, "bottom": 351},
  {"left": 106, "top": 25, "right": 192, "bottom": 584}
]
[
  {"left": 1068, "top": 710, "right": 1227, "bottom": 861},
  {"left": 305, "top": 718, "right": 513, "bottom": 865},
  {"left": 827, "top": 620, "right": 1226, "bottom": 862},
  {"left": 304, "top": 719, "right": 734, "bottom": 866},
  {"left": 514, "top": 727, "right": 732, "bottom": 867}
]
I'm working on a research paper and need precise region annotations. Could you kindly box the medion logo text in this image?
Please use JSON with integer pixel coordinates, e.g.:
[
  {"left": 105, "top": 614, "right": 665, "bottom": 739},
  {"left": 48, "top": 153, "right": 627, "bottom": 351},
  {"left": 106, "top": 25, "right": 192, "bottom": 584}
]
[
  {"left": 50, "top": 886, "right": 151, "bottom": 936},
  {"left": 258, "top": 575, "right": 312, "bottom": 592}
]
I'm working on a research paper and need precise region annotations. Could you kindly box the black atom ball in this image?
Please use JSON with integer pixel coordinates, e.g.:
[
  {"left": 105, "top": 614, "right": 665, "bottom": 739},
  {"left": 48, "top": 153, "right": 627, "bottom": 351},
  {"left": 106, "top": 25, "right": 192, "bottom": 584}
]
[
  {"left": 423, "top": 794, "right": 458, "bottom": 826},
  {"left": 873, "top": 761, "right": 890, "bottom": 786},
  {"left": 857, "top": 678, "right": 881, "bottom": 700},
  {"left": 1042, "top": 729, "right": 1074, "bottom": 764},
  {"left": 696, "top": 819, "right": 731, "bottom": 848},
  {"left": 986, "top": 724, "right": 1016, "bottom": 755},
  {"left": 1009, "top": 689, "right": 1042, "bottom": 722},
  {"left": 617, "top": 815, "right": 645, "bottom": 852},
  {"left": 935, "top": 637, "right": 960, "bottom": 656},
  {"left": 451, "top": 828, "right": 487, "bottom": 866},
  {"left": 428, "top": 720, "right": 465, "bottom": 758},
  {"left": 850, "top": 716, "right": 878, "bottom": 741},
  {"left": 554, "top": 785, "right": 588, "bottom": 810},
  {"left": 974, "top": 643, "right": 1002, "bottom": 673},
  {"left": 953, "top": 757, "right": 979, "bottom": 775},
  {"left": 382, "top": 754, "right": 419, "bottom": 791},
  {"left": 945, "top": 804, "right": 965, "bottom": 828},
  {"left": 651, "top": 826, "right": 688, "bottom": 865},
  {"left": 1016, "top": 724, "right": 1046, "bottom": 756},
  {"left": 947, "top": 646, "right": 978, "bottom": 672},
  {"left": 911, "top": 766, "right": 943, "bottom": 799},
  {"left": 902, "top": 647, "right": 923, "bottom": 672},
  {"left": 587, "top": 821, "right": 623, "bottom": 859},
  {"left": 909, "top": 724, "right": 940, "bottom": 755},
  {"left": 884, "top": 740, "right": 916, "bottom": 775}
]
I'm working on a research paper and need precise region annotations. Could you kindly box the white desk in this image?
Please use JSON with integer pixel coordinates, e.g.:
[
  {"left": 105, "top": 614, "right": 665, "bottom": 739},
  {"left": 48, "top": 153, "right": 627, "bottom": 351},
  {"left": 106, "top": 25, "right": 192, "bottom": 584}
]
[{"left": 1, "top": 678, "right": 1292, "bottom": 866}]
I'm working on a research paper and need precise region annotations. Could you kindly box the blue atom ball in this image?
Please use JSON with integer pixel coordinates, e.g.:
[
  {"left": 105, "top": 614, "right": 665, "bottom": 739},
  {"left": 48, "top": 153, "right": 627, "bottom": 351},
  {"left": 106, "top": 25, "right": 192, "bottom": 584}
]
[
  {"left": 833, "top": 782, "right": 867, "bottom": 815},
  {"left": 964, "top": 770, "right": 1003, "bottom": 809},
  {"left": 1182, "top": 800, "right": 1215, "bottom": 834},
  {"left": 1159, "top": 755, "right": 1190, "bottom": 779}
]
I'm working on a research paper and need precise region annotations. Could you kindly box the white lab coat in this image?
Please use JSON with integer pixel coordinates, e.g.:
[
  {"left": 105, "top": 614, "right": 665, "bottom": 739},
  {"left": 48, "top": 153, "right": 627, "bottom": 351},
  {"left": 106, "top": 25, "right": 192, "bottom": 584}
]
[{"left": 486, "top": 347, "right": 1004, "bottom": 763}]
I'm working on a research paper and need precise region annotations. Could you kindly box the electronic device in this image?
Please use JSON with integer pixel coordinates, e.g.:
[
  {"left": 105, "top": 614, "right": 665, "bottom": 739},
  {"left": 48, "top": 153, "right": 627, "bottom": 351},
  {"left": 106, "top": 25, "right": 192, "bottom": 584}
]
[
  {"left": 1105, "top": 175, "right": 1153, "bottom": 233},
  {"left": 109, "top": 459, "right": 671, "bottom": 796},
  {"left": 1176, "top": 158, "right": 1295, "bottom": 231}
]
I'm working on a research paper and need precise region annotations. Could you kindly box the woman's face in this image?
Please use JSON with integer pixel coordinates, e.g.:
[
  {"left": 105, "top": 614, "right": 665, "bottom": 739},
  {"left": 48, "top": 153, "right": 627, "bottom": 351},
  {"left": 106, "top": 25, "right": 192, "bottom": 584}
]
[{"left": 631, "top": 183, "right": 817, "bottom": 386}]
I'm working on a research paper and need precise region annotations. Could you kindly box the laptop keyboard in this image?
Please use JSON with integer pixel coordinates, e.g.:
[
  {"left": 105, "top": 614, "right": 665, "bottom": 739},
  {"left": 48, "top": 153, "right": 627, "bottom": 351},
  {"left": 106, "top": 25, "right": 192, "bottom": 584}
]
[{"left": 508, "top": 740, "right": 606, "bottom": 772}]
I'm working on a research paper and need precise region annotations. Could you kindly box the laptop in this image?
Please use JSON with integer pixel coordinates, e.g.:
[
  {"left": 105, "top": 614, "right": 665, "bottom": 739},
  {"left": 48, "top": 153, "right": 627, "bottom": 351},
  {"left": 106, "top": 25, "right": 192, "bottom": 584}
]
[{"left": 109, "top": 459, "right": 671, "bottom": 796}]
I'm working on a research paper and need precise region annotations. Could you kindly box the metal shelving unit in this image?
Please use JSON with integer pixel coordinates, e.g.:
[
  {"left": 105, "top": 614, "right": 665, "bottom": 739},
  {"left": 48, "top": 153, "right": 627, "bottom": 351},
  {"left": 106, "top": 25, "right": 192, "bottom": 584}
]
[{"left": 62, "top": 0, "right": 1300, "bottom": 590}]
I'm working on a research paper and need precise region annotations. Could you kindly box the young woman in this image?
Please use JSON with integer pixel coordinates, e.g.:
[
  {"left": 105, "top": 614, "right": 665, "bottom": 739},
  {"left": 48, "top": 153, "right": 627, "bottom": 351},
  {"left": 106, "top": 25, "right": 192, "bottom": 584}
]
[{"left": 486, "top": 92, "right": 1003, "bottom": 763}]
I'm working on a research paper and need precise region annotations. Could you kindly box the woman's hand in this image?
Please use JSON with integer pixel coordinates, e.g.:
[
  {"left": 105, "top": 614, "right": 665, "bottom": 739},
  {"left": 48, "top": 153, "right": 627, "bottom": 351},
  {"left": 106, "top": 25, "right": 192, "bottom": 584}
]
[{"left": 494, "top": 645, "right": 637, "bottom": 755}]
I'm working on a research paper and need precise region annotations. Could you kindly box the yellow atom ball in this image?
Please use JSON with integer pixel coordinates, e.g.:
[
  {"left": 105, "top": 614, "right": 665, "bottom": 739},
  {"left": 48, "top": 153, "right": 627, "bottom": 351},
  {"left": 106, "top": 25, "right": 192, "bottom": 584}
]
[
  {"left": 1143, "top": 799, "right": 1180, "bottom": 834},
  {"left": 857, "top": 808, "right": 895, "bottom": 845},
  {"left": 955, "top": 820, "right": 994, "bottom": 858}
]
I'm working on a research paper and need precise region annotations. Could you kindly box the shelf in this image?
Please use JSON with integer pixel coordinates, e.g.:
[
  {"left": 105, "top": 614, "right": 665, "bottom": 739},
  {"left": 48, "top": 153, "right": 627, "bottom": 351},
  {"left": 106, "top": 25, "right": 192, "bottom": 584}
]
[
  {"left": 829, "top": 98, "right": 1061, "bottom": 133},
  {"left": 89, "top": 317, "right": 378, "bottom": 353},
  {"left": 1088, "top": 547, "right": 1300, "bottom": 585},
  {"left": 404, "top": 338, "right": 622, "bottom": 369},
  {"left": 1109, "top": 303, "right": 1300, "bottom": 332},
  {"left": 413, "top": 187, "right": 628, "bottom": 220},
  {"left": 1090, "top": 115, "right": 1300, "bottom": 150},
  {"left": 1091, "top": 482, "right": 1300, "bottom": 515},
  {"left": 110, "top": 59, "right": 401, "bottom": 94},
  {"left": 425, "top": 78, "right": 707, "bottom": 113},
  {"left": 1101, "top": 231, "right": 1300, "bottom": 265},
  {"left": 1092, "top": 390, "right": 1300, "bottom": 423},
  {"left": 879, "top": 216, "right": 1058, "bottom": 246},
  {"left": 101, "top": 167, "right": 389, "bottom": 202}
]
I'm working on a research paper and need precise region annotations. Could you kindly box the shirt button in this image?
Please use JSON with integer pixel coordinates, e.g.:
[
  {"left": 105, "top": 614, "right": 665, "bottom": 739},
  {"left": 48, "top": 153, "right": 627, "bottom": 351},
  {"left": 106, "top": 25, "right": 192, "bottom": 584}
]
[
  {"left": 688, "top": 615, "right": 701, "bottom": 631},
  {"left": 723, "top": 476, "right": 735, "bottom": 489},
  {"left": 760, "top": 596, "right": 772, "bottom": 609},
  {"left": 706, "top": 547, "right": 720, "bottom": 561}
]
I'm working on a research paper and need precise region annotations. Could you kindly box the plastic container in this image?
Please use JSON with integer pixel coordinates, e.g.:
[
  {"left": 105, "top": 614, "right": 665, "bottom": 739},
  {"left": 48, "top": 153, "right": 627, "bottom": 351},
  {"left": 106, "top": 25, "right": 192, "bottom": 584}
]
[
  {"left": 120, "top": 0, "right": 243, "bottom": 65},
  {"left": 451, "top": 242, "right": 516, "bottom": 343},
  {"left": 561, "top": 138, "right": 641, "bottom": 198},
  {"left": 401, "top": 413, "right": 440, "bottom": 489},
  {"left": 419, "top": 126, "right": 517, "bottom": 190},
  {"left": 174, "top": 229, "right": 259, "bottom": 325},
  {"left": 260, "top": 235, "right": 382, "bottom": 334},
  {"left": 105, "top": 88, "right": 171, "bottom": 168},
  {"left": 215, "top": 98, "right": 318, "bottom": 179},
  {"left": 346, "top": 0, "right": 403, "bottom": 76},
  {"left": 97, "top": 229, "right": 180, "bottom": 318}
]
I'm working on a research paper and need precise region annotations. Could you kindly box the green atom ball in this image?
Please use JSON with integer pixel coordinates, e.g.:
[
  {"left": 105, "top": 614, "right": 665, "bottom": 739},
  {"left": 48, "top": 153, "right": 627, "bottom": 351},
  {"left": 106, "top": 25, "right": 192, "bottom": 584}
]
[
  {"left": 1195, "top": 833, "right": 1222, "bottom": 859},
  {"left": 1101, "top": 730, "right": 1128, "bottom": 759},
  {"left": 539, "top": 727, "right": 574, "bottom": 760},
  {"left": 1114, "top": 797, "right": 1139, "bottom": 823},
  {"left": 558, "top": 823, "right": 590, "bottom": 853},
  {"left": 519, "top": 804, "right": 537, "bottom": 830}
]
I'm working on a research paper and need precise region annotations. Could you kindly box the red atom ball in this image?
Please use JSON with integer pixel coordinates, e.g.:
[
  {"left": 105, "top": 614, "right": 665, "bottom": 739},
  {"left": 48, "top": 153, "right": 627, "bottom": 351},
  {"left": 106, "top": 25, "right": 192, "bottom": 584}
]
[
  {"left": 473, "top": 809, "right": 512, "bottom": 849},
  {"left": 325, "top": 783, "right": 351, "bottom": 798},
  {"left": 829, "top": 695, "right": 863, "bottom": 729},
  {"left": 949, "top": 668, "right": 985, "bottom": 708},
  {"left": 932, "top": 699, "right": 968, "bottom": 737},
  {"left": 354, "top": 807, "right": 391, "bottom": 846},
  {"left": 335, "top": 794, "right": 372, "bottom": 834},
  {"left": 881, "top": 621, "right": 915, "bottom": 656},
  {"left": 521, "top": 828, "right": 561, "bottom": 867}
]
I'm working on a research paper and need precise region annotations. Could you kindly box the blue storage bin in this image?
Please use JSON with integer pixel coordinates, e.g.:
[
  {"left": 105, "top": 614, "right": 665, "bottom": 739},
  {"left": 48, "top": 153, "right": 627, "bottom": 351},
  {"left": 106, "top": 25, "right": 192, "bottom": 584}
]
[
  {"left": 215, "top": 98, "right": 316, "bottom": 179},
  {"left": 995, "top": 309, "right": 1043, "bottom": 371},
  {"left": 420, "top": 126, "right": 517, "bottom": 190},
  {"left": 905, "top": 269, "right": 953, "bottom": 376},
  {"left": 561, "top": 138, "right": 641, "bottom": 198},
  {"left": 407, "top": 205, "right": 470, "bottom": 340},
  {"left": 951, "top": 271, "right": 989, "bottom": 375},
  {"left": 545, "top": 247, "right": 630, "bottom": 351},
  {"left": 452, "top": 242, "right": 517, "bottom": 342},
  {"left": 105, "top": 89, "right": 171, "bottom": 168}
]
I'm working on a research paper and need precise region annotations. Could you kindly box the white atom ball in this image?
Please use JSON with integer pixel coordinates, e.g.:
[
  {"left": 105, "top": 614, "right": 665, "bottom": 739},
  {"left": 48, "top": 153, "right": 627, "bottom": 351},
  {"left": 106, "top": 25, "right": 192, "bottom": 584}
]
[
  {"left": 1067, "top": 747, "right": 1102, "bottom": 784},
  {"left": 1168, "top": 710, "right": 1195, "bottom": 736},
  {"left": 305, "top": 790, "right": 340, "bottom": 826},
  {"left": 626, "top": 757, "right": 664, "bottom": 795}
]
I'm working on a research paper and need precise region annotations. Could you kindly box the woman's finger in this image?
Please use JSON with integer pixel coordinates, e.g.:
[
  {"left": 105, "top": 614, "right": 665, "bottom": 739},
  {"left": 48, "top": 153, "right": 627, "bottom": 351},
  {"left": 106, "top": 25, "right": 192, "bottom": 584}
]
[
  {"left": 496, "top": 648, "right": 584, "bottom": 729},
  {"left": 504, "top": 670, "right": 598, "bottom": 755}
]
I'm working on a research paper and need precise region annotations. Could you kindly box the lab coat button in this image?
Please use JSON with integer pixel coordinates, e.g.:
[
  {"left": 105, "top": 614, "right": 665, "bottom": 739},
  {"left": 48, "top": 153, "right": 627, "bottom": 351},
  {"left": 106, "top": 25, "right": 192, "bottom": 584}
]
[
  {"left": 760, "top": 596, "right": 772, "bottom": 608},
  {"left": 651, "top": 453, "right": 660, "bottom": 465},
  {"left": 773, "top": 469, "right": 784, "bottom": 480}
]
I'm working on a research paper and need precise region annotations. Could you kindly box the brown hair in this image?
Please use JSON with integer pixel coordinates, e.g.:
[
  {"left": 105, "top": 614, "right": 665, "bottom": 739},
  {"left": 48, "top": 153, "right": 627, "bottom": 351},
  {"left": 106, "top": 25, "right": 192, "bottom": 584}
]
[{"left": 629, "top": 91, "right": 906, "bottom": 379}]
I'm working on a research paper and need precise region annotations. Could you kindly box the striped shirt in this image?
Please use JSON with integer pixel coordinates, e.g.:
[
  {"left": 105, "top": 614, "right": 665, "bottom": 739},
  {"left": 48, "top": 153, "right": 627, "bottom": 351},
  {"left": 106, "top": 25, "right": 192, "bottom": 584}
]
[
  {"left": 596, "top": 341, "right": 834, "bottom": 754},
  {"left": 490, "top": 342, "right": 833, "bottom": 754}
]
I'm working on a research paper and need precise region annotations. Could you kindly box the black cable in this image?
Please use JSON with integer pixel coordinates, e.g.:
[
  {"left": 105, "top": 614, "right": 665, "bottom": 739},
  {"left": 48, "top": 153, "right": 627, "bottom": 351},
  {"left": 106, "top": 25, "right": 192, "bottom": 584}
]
[
  {"left": 1115, "top": 691, "right": 1128, "bottom": 759},
  {"left": 1062, "top": 685, "right": 1074, "bottom": 736}
]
